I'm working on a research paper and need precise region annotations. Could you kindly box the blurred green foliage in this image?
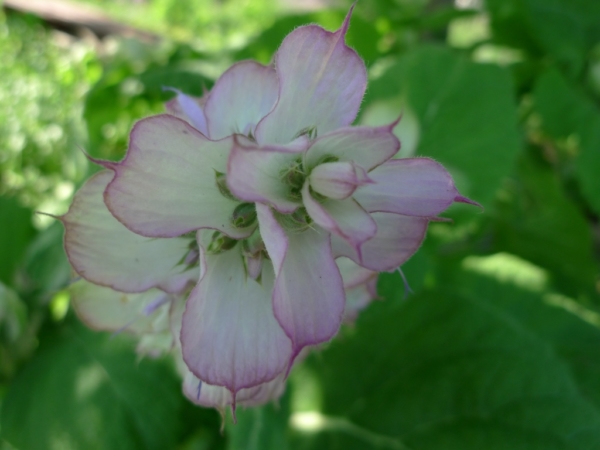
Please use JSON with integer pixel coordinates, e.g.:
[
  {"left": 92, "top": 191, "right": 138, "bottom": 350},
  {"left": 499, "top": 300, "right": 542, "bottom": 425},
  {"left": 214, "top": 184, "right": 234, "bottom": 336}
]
[{"left": 1, "top": 0, "right": 599, "bottom": 448}]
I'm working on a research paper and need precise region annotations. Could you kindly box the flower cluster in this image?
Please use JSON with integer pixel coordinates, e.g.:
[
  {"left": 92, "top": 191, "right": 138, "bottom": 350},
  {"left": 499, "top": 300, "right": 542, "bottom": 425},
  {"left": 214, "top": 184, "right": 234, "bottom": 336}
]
[{"left": 60, "top": 7, "right": 476, "bottom": 415}]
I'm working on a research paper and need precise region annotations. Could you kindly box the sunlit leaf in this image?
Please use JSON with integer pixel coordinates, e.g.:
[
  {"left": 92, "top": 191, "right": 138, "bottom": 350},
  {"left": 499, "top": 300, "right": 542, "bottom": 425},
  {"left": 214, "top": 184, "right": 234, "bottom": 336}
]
[{"left": 1, "top": 321, "right": 188, "bottom": 450}]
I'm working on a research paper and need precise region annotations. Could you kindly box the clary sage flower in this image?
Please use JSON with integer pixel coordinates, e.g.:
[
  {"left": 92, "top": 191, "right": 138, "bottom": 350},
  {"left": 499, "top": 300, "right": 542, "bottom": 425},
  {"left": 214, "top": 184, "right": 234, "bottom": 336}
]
[{"left": 59, "top": 6, "right": 477, "bottom": 415}]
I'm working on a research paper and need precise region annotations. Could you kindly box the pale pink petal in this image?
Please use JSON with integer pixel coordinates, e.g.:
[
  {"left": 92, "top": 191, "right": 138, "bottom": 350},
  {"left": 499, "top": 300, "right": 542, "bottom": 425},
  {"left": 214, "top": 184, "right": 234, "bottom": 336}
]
[
  {"left": 182, "top": 370, "right": 287, "bottom": 410},
  {"left": 255, "top": 204, "right": 287, "bottom": 274},
  {"left": 62, "top": 171, "right": 198, "bottom": 293},
  {"left": 336, "top": 256, "right": 378, "bottom": 290},
  {"left": 332, "top": 212, "right": 429, "bottom": 272},
  {"left": 182, "top": 371, "right": 232, "bottom": 410},
  {"left": 353, "top": 158, "right": 462, "bottom": 217},
  {"left": 204, "top": 61, "right": 279, "bottom": 140},
  {"left": 309, "top": 161, "right": 372, "bottom": 200},
  {"left": 105, "top": 115, "right": 253, "bottom": 239},
  {"left": 70, "top": 280, "right": 171, "bottom": 334},
  {"left": 343, "top": 279, "right": 377, "bottom": 323},
  {"left": 164, "top": 88, "right": 208, "bottom": 135},
  {"left": 257, "top": 206, "right": 345, "bottom": 358},
  {"left": 168, "top": 295, "right": 186, "bottom": 346},
  {"left": 255, "top": 6, "right": 367, "bottom": 144},
  {"left": 227, "top": 135, "right": 308, "bottom": 213},
  {"left": 336, "top": 257, "right": 378, "bottom": 322},
  {"left": 304, "top": 125, "right": 400, "bottom": 172},
  {"left": 302, "top": 181, "right": 377, "bottom": 254},
  {"left": 181, "top": 248, "right": 292, "bottom": 393}
]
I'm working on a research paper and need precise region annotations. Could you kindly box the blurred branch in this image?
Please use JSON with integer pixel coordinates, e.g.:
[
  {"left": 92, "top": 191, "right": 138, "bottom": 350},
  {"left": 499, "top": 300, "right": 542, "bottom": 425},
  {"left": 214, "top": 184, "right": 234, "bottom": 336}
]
[{"left": 3, "top": 0, "right": 159, "bottom": 41}]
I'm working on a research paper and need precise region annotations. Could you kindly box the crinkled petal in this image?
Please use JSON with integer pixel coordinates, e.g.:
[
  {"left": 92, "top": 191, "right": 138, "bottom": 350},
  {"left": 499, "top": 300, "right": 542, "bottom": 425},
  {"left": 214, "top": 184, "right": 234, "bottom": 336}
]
[
  {"left": 164, "top": 88, "right": 208, "bottom": 135},
  {"left": 332, "top": 212, "right": 429, "bottom": 272},
  {"left": 309, "top": 161, "right": 372, "bottom": 200},
  {"left": 181, "top": 246, "right": 292, "bottom": 393},
  {"left": 353, "top": 158, "right": 462, "bottom": 217},
  {"left": 304, "top": 125, "right": 400, "bottom": 172},
  {"left": 227, "top": 135, "right": 308, "bottom": 213},
  {"left": 302, "top": 181, "right": 377, "bottom": 254},
  {"left": 62, "top": 171, "right": 198, "bottom": 293},
  {"left": 255, "top": 7, "right": 366, "bottom": 144},
  {"left": 70, "top": 279, "right": 171, "bottom": 334},
  {"left": 257, "top": 205, "right": 345, "bottom": 357},
  {"left": 105, "top": 115, "right": 253, "bottom": 239},
  {"left": 204, "top": 61, "right": 279, "bottom": 140}
]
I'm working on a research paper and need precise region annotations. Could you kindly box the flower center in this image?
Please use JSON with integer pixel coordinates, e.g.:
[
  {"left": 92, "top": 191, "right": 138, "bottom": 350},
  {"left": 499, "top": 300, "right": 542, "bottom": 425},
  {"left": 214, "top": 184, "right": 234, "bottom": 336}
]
[{"left": 282, "top": 157, "right": 306, "bottom": 201}]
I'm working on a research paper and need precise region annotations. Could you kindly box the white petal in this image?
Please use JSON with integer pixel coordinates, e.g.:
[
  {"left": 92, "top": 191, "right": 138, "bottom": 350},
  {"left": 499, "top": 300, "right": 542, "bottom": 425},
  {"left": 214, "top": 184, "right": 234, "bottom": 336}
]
[
  {"left": 181, "top": 247, "right": 292, "bottom": 393},
  {"left": 70, "top": 279, "right": 171, "bottom": 335},
  {"left": 105, "top": 115, "right": 254, "bottom": 239},
  {"left": 204, "top": 61, "right": 279, "bottom": 140},
  {"left": 62, "top": 171, "right": 199, "bottom": 293}
]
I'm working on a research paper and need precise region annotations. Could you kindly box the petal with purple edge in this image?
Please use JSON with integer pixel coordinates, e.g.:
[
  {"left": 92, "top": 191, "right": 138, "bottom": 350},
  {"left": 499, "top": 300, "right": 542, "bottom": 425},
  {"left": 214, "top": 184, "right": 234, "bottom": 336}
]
[
  {"left": 182, "top": 369, "right": 287, "bottom": 411},
  {"left": 181, "top": 247, "right": 292, "bottom": 393},
  {"left": 63, "top": 171, "right": 198, "bottom": 293},
  {"left": 302, "top": 181, "right": 377, "bottom": 253},
  {"left": 70, "top": 280, "right": 171, "bottom": 334},
  {"left": 255, "top": 203, "right": 287, "bottom": 274},
  {"left": 337, "top": 256, "right": 378, "bottom": 322},
  {"left": 164, "top": 88, "right": 208, "bottom": 135},
  {"left": 227, "top": 135, "right": 307, "bottom": 213},
  {"left": 309, "top": 161, "right": 372, "bottom": 200},
  {"left": 105, "top": 115, "right": 254, "bottom": 239},
  {"left": 332, "top": 212, "right": 429, "bottom": 272},
  {"left": 304, "top": 125, "right": 400, "bottom": 172},
  {"left": 204, "top": 61, "right": 279, "bottom": 140},
  {"left": 257, "top": 206, "right": 345, "bottom": 357},
  {"left": 337, "top": 256, "right": 378, "bottom": 290},
  {"left": 353, "top": 158, "right": 462, "bottom": 217},
  {"left": 255, "top": 6, "right": 367, "bottom": 144}
]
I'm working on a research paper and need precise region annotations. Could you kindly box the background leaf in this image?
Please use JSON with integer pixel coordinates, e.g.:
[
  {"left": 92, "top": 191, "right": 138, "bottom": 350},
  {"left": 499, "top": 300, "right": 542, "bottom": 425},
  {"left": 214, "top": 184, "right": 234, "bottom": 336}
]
[
  {"left": 368, "top": 46, "right": 521, "bottom": 210},
  {"left": 0, "top": 320, "right": 203, "bottom": 450}
]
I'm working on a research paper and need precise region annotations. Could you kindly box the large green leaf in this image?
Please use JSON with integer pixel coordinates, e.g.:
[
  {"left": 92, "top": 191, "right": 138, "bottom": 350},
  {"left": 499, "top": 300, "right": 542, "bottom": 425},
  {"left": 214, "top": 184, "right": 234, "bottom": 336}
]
[
  {"left": 492, "top": 151, "right": 598, "bottom": 299},
  {"left": 485, "top": 0, "right": 600, "bottom": 77},
  {"left": 16, "top": 222, "right": 71, "bottom": 304},
  {"left": 367, "top": 46, "right": 521, "bottom": 211},
  {"left": 533, "top": 68, "right": 600, "bottom": 216},
  {"left": 1, "top": 321, "right": 188, "bottom": 450},
  {"left": 453, "top": 263, "right": 600, "bottom": 411},
  {"left": 296, "top": 284, "right": 600, "bottom": 448},
  {"left": 0, "top": 197, "right": 36, "bottom": 287},
  {"left": 226, "top": 392, "right": 291, "bottom": 450}
]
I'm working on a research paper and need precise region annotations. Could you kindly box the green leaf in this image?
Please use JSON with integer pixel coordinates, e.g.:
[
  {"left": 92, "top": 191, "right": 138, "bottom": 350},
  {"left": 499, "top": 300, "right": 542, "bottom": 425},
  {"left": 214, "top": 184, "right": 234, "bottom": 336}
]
[
  {"left": 296, "top": 284, "right": 600, "bottom": 448},
  {"left": 226, "top": 390, "right": 291, "bottom": 450},
  {"left": 0, "top": 197, "right": 36, "bottom": 287},
  {"left": 485, "top": 0, "right": 600, "bottom": 77},
  {"left": 533, "top": 68, "right": 600, "bottom": 216},
  {"left": 16, "top": 221, "right": 71, "bottom": 304},
  {"left": 492, "top": 151, "right": 598, "bottom": 299},
  {"left": 1, "top": 321, "right": 187, "bottom": 450},
  {"left": 368, "top": 46, "right": 521, "bottom": 210},
  {"left": 453, "top": 261, "right": 600, "bottom": 411}
]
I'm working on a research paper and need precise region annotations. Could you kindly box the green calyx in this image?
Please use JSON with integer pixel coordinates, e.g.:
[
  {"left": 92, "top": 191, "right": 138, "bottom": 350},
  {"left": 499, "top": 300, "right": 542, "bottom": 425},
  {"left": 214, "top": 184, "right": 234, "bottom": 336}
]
[
  {"left": 231, "top": 202, "right": 257, "bottom": 228},
  {"left": 214, "top": 170, "right": 238, "bottom": 201},
  {"left": 274, "top": 207, "right": 312, "bottom": 233},
  {"left": 282, "top": 157, "right": 306, "bottom": 201},
  {"left": 206, "top": 231, "right": 238, "bottom": 254}
]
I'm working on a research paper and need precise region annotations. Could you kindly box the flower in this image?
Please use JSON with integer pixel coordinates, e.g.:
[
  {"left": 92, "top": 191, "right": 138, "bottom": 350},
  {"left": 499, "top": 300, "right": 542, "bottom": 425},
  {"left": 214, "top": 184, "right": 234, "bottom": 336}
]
[{"left": 60, "top": 6, "right": 477, "bottom": 414}]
